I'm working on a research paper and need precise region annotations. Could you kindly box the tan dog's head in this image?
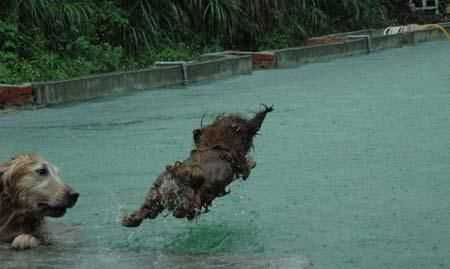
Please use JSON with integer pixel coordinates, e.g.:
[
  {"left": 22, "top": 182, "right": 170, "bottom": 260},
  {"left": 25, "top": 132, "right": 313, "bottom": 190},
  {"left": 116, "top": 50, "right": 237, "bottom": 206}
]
[{"left": 0, "top": 154, "right": 79, "bottom": 218}]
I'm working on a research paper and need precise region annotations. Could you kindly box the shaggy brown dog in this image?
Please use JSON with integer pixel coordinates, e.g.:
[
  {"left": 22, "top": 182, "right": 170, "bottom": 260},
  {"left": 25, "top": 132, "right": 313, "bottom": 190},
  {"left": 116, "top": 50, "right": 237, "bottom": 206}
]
[
  {"left": 122, "top": 105, "right": 273, "bottom": 227},
  {"left": 0, "top": 154, "right": 79, "bottom": 250}
]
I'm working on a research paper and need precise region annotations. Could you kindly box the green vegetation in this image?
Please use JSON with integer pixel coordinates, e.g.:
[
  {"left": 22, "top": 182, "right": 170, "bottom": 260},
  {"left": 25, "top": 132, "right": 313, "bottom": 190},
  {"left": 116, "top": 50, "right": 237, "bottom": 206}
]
[{"left": 0, "top": 0, "right": 412, "bottom": 84}]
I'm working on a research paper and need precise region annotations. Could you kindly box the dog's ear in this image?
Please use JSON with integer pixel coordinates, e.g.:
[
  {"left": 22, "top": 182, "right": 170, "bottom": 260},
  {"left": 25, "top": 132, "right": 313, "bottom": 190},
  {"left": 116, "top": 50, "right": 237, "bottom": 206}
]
[
  {"left": 0, "top": 165, "right": 6, "bottom": 179},
  {"left": 193, "top": 129, "right": 202, "bottom": 144},
  {"left": 0, "top": 161, "right": 10, "bottom": 181},
  {"left": 0, "top": 172, "right": 3, "bottom": 193},
  {"left": 0, "top": 156, "right": 16, "bottom": 179},
  {"left": 0, "top": 164, "right": 7, "bottom": 192}
]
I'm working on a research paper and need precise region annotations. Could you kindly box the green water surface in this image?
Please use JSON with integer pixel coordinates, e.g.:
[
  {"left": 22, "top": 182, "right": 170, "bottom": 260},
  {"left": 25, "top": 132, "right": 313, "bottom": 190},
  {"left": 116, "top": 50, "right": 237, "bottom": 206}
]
[{"left": 1, "top": 41, "right": 449, "bottom": 269}]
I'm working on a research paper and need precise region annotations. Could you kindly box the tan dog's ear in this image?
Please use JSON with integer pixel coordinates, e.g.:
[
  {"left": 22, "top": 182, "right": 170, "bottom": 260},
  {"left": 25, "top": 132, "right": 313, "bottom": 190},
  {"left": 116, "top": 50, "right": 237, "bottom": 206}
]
[
  {"left": 0, "top": 164, "right": 7, "bottom": 192},
  {"left": 0, "top": 164, "right": 7, "bottom": 179}
]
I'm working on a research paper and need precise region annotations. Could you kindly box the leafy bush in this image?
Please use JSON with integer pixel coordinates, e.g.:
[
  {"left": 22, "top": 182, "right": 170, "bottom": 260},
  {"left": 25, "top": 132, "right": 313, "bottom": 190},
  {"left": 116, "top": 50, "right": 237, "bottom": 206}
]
[{"left": 0, "top": 0, "right": 407, "bottom": 83}]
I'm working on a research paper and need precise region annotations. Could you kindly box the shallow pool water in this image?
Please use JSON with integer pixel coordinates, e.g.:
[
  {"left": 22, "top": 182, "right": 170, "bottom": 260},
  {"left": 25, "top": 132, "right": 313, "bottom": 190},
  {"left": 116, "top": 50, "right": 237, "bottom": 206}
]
[{"left": 1, "top": 41, "right": 449, "bottom": 269}]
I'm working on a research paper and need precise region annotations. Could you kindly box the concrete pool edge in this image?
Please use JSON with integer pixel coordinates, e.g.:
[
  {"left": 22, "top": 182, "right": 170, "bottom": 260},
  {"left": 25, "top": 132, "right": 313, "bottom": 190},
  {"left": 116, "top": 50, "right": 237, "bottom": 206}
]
[
  {"left": 273, "top": 26, "right": 449, "bottom": 67},
  {"left": 31, "top": 55, "right": 252, "bottom": 106},
  {"left": 0, "top": 24, "right": 448, "bottom": 109}
]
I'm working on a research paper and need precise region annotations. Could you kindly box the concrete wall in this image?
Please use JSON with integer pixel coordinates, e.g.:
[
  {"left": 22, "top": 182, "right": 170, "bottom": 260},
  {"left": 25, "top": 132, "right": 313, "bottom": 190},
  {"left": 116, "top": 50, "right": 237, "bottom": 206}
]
[
  {"left": 187, "top": 55, "right": 252, "bottom": 82},
  {"left": 371, "top": 26, "right": 448, "bottom": 51},
  {"left": 274, "top": 26, "right": 449, "bottom": 68},
  {"left": 413, "top": 27, "right": 449, "bottom": 43},
  {"left": 33, "top": 66, "right": 183, "bottom": 106},
  {"left": 33, "top": 55, "right": 252, "bottom": 106},
  {"left": 371, "top": 32, "right": 414, "bottom": 51},
  {"left": 351, "top": 25, "right": 449, "bottom": 47},
  {"left": 201, "top": 51, "right": 277, "bottom": 69},
  {"left": 274, "top": 38, "right": 369, "bottom": 68}
]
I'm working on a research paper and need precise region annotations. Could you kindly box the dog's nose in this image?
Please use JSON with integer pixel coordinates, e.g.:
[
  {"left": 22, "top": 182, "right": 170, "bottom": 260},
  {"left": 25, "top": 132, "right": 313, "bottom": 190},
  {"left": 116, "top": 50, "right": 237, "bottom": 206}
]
[{"left": 68, "top": 192, "right": 79, "bottom": 207}]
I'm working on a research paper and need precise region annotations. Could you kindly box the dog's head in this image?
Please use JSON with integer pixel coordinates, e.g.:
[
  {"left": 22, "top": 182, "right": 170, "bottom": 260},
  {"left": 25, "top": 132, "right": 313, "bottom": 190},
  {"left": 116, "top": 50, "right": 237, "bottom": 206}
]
[
  {"left": 193, "top": 105, "right": 274, "bottom": 154},
  {"left": 0, "top": 154, "right": 79, "bottom": 218}
]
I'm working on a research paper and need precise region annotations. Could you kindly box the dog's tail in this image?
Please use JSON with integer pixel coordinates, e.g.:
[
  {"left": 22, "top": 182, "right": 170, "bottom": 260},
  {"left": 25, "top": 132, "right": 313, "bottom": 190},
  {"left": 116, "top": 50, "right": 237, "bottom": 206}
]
[{"left": 247, "top": 104, "right": 274, "bottom": 135}]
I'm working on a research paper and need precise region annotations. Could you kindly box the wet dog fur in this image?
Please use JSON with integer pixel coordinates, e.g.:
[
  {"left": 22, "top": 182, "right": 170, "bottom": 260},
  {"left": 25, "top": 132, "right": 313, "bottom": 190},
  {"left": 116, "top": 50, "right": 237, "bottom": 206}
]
[
  {"left": 0, "top": 154, "right": 79, "bottom": 250},
  {"left": 122, "top": 105, "right": 273, "bottom": 227}
]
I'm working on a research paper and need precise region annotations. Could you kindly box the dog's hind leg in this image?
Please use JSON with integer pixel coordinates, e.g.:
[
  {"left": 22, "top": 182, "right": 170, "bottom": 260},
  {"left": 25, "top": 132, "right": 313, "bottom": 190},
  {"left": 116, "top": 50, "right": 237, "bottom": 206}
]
[
  {"left": 121, "top": 186, "right": 164, "bottom": 227},
  {"left": 121, "top": 199, "right": 163, "bottom": 227}
]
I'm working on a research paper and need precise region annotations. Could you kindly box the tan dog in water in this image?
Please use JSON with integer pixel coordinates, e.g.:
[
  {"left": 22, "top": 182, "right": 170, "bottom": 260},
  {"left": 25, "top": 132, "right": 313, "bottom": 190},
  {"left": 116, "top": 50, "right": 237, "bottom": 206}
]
[{"left": 0, "top": 154, "right": 79, "bottom": 250}]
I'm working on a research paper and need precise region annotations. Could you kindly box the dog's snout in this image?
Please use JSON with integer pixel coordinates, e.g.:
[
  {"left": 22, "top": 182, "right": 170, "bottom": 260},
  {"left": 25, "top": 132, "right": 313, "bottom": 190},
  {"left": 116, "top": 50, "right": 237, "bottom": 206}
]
[
  {"left": 66, "top": 191, "right": 79, "bottom": 208},
  {"left": 70, "top": 192, "right": 79, "bottom": 201}
]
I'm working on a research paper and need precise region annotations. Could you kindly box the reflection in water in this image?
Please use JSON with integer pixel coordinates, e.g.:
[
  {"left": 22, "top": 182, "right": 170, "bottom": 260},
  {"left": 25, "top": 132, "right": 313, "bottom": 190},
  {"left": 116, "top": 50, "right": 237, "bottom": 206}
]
[
  {"left": 164, "top": 223, "right": 262, "bottom": 254},
  {"left": 1, "top": 224, "right": 311, "bottom": 269},
  {"left": 134, "top": 254, "right": 312, "bottom": 269}
]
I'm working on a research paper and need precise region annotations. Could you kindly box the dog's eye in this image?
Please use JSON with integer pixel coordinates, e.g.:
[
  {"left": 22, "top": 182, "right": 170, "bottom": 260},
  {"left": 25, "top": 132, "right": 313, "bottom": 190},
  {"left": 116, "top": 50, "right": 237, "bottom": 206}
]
[{"left": 36, "top": 167, "right": 49, "bottom": 176}]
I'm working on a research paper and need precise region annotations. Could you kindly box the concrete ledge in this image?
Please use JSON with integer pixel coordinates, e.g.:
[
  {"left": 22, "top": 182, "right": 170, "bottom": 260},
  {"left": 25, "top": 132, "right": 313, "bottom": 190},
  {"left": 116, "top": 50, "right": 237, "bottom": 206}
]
[
  {"left": 32, "top": 55, "right": 252, "bottom": 106},
  {"left": 274, "top": 39, "right": 369, "bottom": 68},
  {"left": 187, "top": 55, "right": 252, "bottom": 82},
  {"left": 413, "top": 27, "right": 449, "bottom": 43},
  {"left": 32, "top": 66, "right": 184, "bottom": 106},
  {"left": 371, "top": 32, "right": 415, "bottom": 51},
  {"left": 371, "top": 26, "right": 449, "bottom": 51},
  {"left": 201, "top": 51, "right": 277, "bottom": 69},
  {"left": 273, "top": 25, "right": 448, "bottom": 68}
]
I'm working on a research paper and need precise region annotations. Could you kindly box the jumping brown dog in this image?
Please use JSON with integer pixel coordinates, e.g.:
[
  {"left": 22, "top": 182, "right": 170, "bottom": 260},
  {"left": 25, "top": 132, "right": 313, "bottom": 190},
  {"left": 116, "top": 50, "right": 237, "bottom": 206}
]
[{"left": 122, "top": 105, "right": 273, "bottom": 227}]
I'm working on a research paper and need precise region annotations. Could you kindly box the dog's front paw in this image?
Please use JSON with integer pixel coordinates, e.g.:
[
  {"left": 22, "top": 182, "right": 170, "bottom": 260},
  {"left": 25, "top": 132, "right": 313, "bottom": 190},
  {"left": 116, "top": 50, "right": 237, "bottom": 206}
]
[{"left": 11, "top": 234, "right": 40, "bottom": 250}]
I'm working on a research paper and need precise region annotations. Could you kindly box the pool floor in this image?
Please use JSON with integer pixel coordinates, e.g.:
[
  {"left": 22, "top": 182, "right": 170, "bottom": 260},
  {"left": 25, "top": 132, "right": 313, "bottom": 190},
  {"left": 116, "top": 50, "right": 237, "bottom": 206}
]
[{"left": 1, "top": 41, "right": 449, "bottom": 269}]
